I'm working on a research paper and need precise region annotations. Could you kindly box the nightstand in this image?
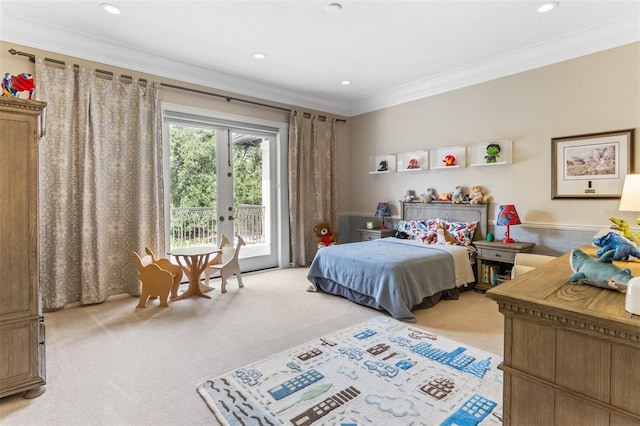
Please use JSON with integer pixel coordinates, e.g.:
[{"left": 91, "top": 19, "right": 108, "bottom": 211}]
[
  {"left": 474, "top": 240, "right": 535, "bottom": 291},
  {"left": 357, "top": 228, "right": 396, "bottom": 241}
]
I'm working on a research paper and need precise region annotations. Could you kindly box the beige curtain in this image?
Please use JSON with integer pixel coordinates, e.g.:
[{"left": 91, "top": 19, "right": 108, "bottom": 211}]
[
  {"left": 35, "top": 61, "right": 164, "bottom": 309},
  {"left": 289, "top": 111, "right": 337, "bottom": 267}
]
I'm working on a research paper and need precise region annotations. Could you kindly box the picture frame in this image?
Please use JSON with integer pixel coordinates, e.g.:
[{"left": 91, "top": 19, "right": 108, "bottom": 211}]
[{"left": 551, "top": 129, "right": 635, "bottom": 199}]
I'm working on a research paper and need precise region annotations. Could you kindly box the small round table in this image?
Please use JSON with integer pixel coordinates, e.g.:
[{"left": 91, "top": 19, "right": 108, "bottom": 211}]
[{"left": 168, "top": 246, "right": 221, "bottom": 300}]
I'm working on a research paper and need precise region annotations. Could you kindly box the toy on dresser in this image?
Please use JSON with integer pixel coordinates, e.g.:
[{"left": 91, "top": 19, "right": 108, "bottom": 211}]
[
  {"left": 569, "top": 248, "right": 632, "bottom": 290},
  {"left": 1, "top": 73, "right": 35, "bottom": 99}
]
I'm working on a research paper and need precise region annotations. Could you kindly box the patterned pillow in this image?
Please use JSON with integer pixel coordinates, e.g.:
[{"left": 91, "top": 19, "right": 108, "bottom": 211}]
[
  {"left": 397, "top": 219, "right": 443, "bottom": 241},
  {"left": 443, "top": 220, "right": 478, "bottom": 246}
]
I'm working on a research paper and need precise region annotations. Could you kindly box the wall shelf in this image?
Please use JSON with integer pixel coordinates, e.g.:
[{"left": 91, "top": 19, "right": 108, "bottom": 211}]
[
  {"left": 369, "top": 154, "right": 396, "bottom": 174},
  {"left": 397, "top": 150, "right": 428, "bottom": 172},
  {"left": 429, "top": 146, "right": 466, "bottom": 170},
  {"left": 469, "top": 140, "right": 512, "bottom": 166}
]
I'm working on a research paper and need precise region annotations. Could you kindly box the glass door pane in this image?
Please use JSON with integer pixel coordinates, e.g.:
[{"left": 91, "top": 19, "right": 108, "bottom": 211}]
[
  {"left": 168, "top": 124, "right": 217, "bottom": 249},
  {"left": 228, "top": 130, "right": 277, "bottom": 270}
]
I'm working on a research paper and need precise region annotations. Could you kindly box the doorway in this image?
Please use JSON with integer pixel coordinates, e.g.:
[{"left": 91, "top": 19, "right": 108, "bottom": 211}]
[{"left": 162, "top": 105, "right": 289, "bottom": 271}]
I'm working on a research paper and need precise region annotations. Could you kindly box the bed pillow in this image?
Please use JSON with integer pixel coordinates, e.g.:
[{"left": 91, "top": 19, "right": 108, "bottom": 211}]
[
  {"left": 444, "top": 220, "right": 478, "bottom": 246},
  {"left": 397, "top": 219, "right": 443, "bottom": 241}
]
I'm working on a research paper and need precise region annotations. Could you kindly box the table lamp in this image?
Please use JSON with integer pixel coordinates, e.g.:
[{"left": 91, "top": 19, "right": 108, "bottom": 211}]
[
  {"left": 496, "top": 204, "right": 521, "bottom": 243},
  {"left": 619, "top": 174, "right": 640, "bottom": 225},
  {"left": 375, "top": 202, "right": 391, "bottom": 229}
]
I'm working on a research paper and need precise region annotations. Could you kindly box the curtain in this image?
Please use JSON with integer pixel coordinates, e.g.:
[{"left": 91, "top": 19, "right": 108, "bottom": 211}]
[
  {"left": 35, "top": 61, "right": 164, "bottom": 309},
  {"left": 289, "top": 111, "right": 337, "bottom": 267}
]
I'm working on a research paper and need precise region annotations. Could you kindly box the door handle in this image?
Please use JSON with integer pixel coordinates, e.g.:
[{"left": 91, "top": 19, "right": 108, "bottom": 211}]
[
  {"left": 228, "top": 215, "right": 235, "bottom": 221},
  {"left": 219, "top": 216, "right": 224, "bottom": 222}
]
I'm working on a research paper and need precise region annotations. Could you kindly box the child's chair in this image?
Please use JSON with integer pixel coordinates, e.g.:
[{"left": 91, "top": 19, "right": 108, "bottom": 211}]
[
  {"left": 206, "top": 236, "right": 246, "bottom": 293},
  {"left": 131, "top": 250, "right": 176, "bottom": 308}
]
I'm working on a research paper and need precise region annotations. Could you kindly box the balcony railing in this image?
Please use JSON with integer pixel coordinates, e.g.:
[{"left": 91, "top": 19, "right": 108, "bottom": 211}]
[{"left": 170, "top": 205, "right": 265, "bottom": 248}]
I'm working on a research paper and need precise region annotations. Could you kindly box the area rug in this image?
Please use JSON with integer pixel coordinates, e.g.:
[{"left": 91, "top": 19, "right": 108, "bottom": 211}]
[{"left": 197, "top": 316, "right": 503, "bottom": 425}]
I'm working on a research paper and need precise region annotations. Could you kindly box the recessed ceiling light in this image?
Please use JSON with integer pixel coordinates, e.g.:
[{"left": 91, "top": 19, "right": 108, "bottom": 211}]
[
  {"left": 326, "top": 3, "right": 343, "bottom": 13},
  {"left": 100, "top": 3, "right": 121, "bottom": 15},
  {"left": 341, "top": 80, "right": 352, "bottom": 86},
  {"left": 100, "top": 3, "right": 120, "bottom": 14},
  {"left": 253, "top": 52, "right": 267, "bottom": 60},
  {"left": 537, "top": 2, "right": 558, "bottom": 13}
]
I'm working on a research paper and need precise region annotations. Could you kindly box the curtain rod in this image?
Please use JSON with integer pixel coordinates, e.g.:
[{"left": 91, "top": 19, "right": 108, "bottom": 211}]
[
  {"left": 8, "top": 48, "right": 144, "bottom": 82},
  {"left": 8, "top": 48, "right": 346, "bottom": 123},
  {"left": 161, "top": 83, "right": 346, "bottom": 123}
]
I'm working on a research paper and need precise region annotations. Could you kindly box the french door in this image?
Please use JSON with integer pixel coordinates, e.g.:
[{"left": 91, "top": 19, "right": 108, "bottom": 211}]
[{"left": 162, "top": 105, "right": 289, "bottom": 271}]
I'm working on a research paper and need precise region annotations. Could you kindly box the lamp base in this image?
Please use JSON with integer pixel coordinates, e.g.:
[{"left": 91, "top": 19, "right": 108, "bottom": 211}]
[{"left": 502, "top": 237, "right": 515, "bottom": 243}]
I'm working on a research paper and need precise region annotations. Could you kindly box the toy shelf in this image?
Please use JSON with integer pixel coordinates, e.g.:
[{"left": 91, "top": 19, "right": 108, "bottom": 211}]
[
  {"left": 469, "top": 140, "right": 512, "bottom": 167},
  {"left": 429, "top": 146, "right": 466, "bottom": 170},
  {"left": 397, "top": 150, "right": 428, "bottom": 172},
  {"left": 369, "top": 154, "right": 396, "bottom": 174}
]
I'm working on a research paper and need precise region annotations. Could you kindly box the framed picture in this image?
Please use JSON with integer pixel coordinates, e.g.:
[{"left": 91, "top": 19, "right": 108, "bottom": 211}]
[{"left": 551, "top": 129, "right": 635, "bottom": 199}]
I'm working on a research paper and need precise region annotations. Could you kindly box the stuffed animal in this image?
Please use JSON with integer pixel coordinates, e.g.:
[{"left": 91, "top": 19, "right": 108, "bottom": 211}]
[
  {"left": 593, "top": 232, "right": 640, "bottom": 261},
  {"left": 469, "top": 186, "right": 489, "bottom": 204},
  {"left": 420, "top": 188, "right": 437, "bottom": 203},
  {"left": 451, "top": 186, "right": 464, "bottom": 204},
  {"left": 609, "top": 218, "right": 640, "bottom": 246},
  {"left": 438, "top": 193, "right": 452, "bottom": 201},
  {"left": 1, "top": 73, "right": 35, "bottom": 99},
  {"left": 442, "top": 154, "right": 457, "bottom": 167},
  {"left": 435, "top": 223, "right": 457, "bottom": 245},
  {"left": 569, "top": 248, "right": 633, "bottom": 290},
  {"left": 402, "top": 190, "right": 416, "bottom": 202},
  {"left": 314, "top": 223, "right": 338, "bottom": 248},
  {"left": 485, "top": 143, "right": 501, "bottom": 163}
]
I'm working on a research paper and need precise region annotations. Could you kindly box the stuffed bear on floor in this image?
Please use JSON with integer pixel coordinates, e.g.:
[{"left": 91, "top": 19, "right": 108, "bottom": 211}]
[{"left": 315, "top": 223, "right": 338, "bottom": 248}]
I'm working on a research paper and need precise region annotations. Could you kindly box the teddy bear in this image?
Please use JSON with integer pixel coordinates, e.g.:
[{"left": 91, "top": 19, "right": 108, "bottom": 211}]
[
  {"left": 314, "top": 223, "right": 338, "bottom": 248},
  {"left": 469, "top": 186, "right": 490, "bottom": 204},
  {"left": 420, "top": 188, "right": 437, "bottom": 203},
  {"left": 451, "top": 186, "right": 465, "bottom": 204}
]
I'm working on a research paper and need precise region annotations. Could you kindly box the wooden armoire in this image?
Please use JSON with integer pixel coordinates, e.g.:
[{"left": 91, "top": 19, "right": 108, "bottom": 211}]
[{"left": 0, "top": 96, "right": 47, "bottom": 399}]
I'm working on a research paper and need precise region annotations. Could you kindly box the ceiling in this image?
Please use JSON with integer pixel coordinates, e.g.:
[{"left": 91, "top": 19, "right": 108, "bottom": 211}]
[{"left": 1, "top": 1, "right": 638, "bottom": 117}]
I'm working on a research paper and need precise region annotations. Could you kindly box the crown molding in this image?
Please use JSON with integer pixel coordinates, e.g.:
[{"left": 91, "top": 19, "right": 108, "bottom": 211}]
[
  {"left": 2, "top": 13, "right": 638, "bottom": 118},
  {"left": 0, "top": 17, "right": 351, "bottom": 116},
  {"left": 348, "top": 14, "right": 640, "bottom": 116}
]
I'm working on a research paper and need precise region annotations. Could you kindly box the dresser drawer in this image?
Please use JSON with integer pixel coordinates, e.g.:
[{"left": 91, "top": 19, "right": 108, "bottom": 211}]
[
  {"left": 478, "top": 248, "right": 516, "bottom": 263},
  {"left": 357, "top": 228, "right": 396, "bottom": 241}
]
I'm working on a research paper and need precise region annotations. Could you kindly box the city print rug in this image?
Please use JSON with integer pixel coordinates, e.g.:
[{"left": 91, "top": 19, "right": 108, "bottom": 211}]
[{"left": 196, "top": 316, "right": 503, "bottom": 426}]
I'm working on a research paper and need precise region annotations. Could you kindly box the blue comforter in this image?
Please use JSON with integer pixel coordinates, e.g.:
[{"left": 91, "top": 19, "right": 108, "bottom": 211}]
[{"left": 307, "top": 238, "right": 459, "bottom": 321}]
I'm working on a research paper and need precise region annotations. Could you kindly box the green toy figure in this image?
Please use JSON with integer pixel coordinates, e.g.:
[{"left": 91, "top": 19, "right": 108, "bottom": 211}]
[{"left": 485, "top": 143, "right": 501, "bottom": 163}]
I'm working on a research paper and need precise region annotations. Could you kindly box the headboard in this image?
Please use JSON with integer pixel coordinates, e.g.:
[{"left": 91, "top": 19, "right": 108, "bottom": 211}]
[{"left": 402, "top": 201, "right": 488, "bottom": 241}]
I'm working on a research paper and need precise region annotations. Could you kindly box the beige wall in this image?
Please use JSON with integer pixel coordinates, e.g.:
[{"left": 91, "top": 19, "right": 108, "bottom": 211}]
[
  {"left": 0, "top": 41, "right": 352, "bottom": 213},
  {"left": 347, "top": 42, "right": 640, "bottom": 230},
  {"left": 4, "top": 41, "right": 639, "bottom": 230}
]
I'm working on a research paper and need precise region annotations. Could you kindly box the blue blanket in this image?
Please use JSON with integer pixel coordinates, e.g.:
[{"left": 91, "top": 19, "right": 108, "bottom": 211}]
[{"left": 307, "top": 239, "right": 457, "bottom": 321}]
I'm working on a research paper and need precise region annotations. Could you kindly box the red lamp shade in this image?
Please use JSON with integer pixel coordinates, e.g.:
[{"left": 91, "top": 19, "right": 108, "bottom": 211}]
[{"left": 496, "top": 204, "right": 521, "bottom": 243}]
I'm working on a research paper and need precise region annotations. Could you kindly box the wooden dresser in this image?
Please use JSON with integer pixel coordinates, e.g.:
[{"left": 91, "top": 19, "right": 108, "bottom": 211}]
[
  {"left": 486, "top": 246, "right": 640, "bottom": 425},
  {"left": 0, "top": 97, "right": 47, "bottom": 399}
]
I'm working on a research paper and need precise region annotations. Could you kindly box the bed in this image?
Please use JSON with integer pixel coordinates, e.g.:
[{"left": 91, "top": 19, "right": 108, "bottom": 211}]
[{"left": 307, "top": 202, "right": 488, "bottom": 322}]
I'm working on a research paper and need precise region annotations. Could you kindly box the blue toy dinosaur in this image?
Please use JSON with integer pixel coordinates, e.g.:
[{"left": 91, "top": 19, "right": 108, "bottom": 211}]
[
  {"left": 593, "top": 231, "right": 640, "bottom": 261},
  {"left": 569, "top": 248, "right": 632, "bottom": 290}
]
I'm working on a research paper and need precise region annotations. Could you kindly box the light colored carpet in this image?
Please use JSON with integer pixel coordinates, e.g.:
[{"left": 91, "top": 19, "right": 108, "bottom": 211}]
[{"left": 0, "top": 268, "right": 503, "bottom": 426}]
